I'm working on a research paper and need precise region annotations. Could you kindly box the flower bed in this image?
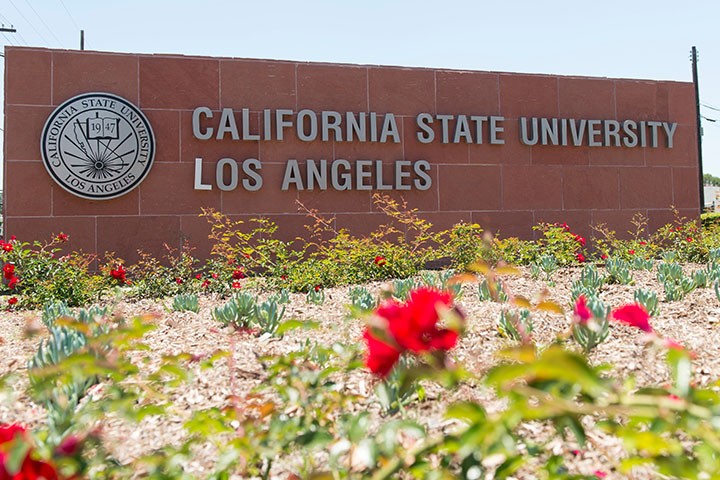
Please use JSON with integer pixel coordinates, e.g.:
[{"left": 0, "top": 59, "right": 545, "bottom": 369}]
[{"left": 2, "top": 259, "right": 720, "bottom": 478}]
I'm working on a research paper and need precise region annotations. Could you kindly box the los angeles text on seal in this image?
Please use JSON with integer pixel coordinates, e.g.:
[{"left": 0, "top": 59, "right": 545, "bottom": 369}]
[{"left": 40, "top": 92, "right": 155, "bottom": 200}]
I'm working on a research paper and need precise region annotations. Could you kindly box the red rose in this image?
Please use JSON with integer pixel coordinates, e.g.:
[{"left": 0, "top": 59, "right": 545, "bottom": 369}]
[
  {"left": 379, "top": 287, "right": 458, "bottom": 353},
  {"left": 232, "top": 269, "right": 245, "bottom": 280},
  {"left": 576, "top": 252, "right": 586, "bottom": 263},
  {"left": 573, "top": 295, "right": 592, "bottom": 325},
  {"left": 211, "top": 273, "right": 218, "bottom": 279},
  {"left": 56, "top": 233, "right": 69, "bottom": 242},
  {"left": 195, "top": 273, "right": 202, "bottom": 280},
  {"left": 374, "top": 255, "right": 387, "bottom": 266},
  {"left": 600, "top": 254, "right": 608, "bottom": 260},
  {"left": 2, "top": 243, "right": 12, "bottom": 253},
  {"left": 362, "top": 329, "right": 402, "bottom": 377},
  {"left": 110, "top": 264, "right": 127, "bottom": 283},
  {"left": 201, "top": 279, "right": 210, "bottom": 289},
  {"left": 7, "top": 276, "right": 18, "bottom": 290},
  {"left": 628, "top": 249, "right": 635, "bottom": 255},
  {"left": 686, "top": 237, "right": 693, "bottom": 242},
  {"left": 314, "top": 285, "right": 321, "bottom": 292},
  {"left": 0, "top": 423, "right": 26, "bottom": 443},
  {"left": 175, "top": 278, "right": 183, "bottom": 285},
  {"left": 8, "top": 297, "right": 18, "bottom": 306},
  {"left": 231, "top": 281, "right": 241, "bottom": 289},
  {"left": 639, "top": 241, "right": 647, "bottom": 246},
  {"left": 3, "top": 263, "right": 14, "bottom": 279},
  {"left": 611, "top": 303, "right": 652, "bottom": 333}
]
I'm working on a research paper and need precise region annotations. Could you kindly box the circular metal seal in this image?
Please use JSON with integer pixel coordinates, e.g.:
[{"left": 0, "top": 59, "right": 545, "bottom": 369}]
[{"left": 40, "top": 92, "right": 155, "bottom": 200}]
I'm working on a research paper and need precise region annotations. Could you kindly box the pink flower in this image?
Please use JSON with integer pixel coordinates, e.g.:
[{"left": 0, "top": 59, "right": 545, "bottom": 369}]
[
  {"left": 593, "top": 471, "right": 607, "bottom": 479},
  {"left": 55, "top": 435, "right": 80, "bottom": 456},
  {"left": 573, "top": 296, "right": 592, "bottom": 325},
  {"left": 611, "top": 303, "right": 652, "bottom": 333}
]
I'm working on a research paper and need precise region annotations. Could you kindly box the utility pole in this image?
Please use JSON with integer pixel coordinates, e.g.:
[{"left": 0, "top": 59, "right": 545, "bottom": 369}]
[
  {"left": 691, "top": 46, "right": 704, "bottom": 215},
  {"left": 80, "top": 29, "right": 84, "bottom": 50}
]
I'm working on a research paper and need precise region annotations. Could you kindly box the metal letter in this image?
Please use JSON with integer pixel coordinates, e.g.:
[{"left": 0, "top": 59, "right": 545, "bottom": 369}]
[
  {"left": 306, "top": 159, "right": 328, "bottom": 190},
  {"left": 413, "top": 160, "right": 432, "bottom": 190},
  {"left": 416, "top": 113, "right": 435, "bottom": 144},
  {"left": 242, "top": 109, "right": 260, "bottom": 141},
  {"left": 347, "top": 112, "right": 366, "bottom": 142},
  {"left": 663, "top": 122, "right": 677, "bottom": 148},
  {"left": 490, "top": 116, "right": 505, "bottom": 145},
  {"left": 192, "top": 107, "right": 213, "bottom": 140},
  {"left": 322, "top": 111, "right": 343, "bottom": 142},
  {"left": 194, "top": 157, "right": 212, "bottom": 190},
  {"left": 297, "top": 110, "right": 317, "bottom": 142},
  {"left": 216, "top": 108, "right": 240, "bottom": 140},
  {"left": 380, "top": 114, "right": 401, "bottom": 143},
  {"left": 275, "top": 109, "right": 294, "bottom": 141},
  {"left": 622, "top": 120, "right": 638, "bottom": 147},
  {"left": 242, "top": 158, "right": 263, "bottom": 191},
  {"left": 331, "top": 159, "right": 352, "bottom": 190},
  {"left": 519, "top": 117, "right": 539, "bottom": 146},
  {"left": 375, "top": 160, "right": 392, "bottom": 190},
  {"left": 395, "top": 160, "right": 412, "bottom": 190},
  {"left": 281, "top": 160, "right": 304, "bottom": 190},
  {"left": 453, "top": 115, "right": 472, "bottom": 144},
  {"left": 587, "top": 120, "right": 602, "bottom": 147},
  {"left": 356, "top": 160, "right": 373, "bottom": 190},
  {"left": 216, "top": 158, "right": 239, "bottom": 191}
]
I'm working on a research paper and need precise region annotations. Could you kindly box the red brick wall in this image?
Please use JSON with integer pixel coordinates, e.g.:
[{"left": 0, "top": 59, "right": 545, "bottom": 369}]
[{"left": 3, "top": 47, "right": 700, "bottom": 262}]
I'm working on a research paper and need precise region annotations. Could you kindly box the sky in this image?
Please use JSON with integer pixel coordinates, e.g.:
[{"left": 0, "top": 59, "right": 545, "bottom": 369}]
[{"left": 1, "top": 0, "right": 719, "bottom": 182}]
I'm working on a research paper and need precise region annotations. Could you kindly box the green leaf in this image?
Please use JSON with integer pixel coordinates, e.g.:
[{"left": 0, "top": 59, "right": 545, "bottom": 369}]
[
  {"left": 275, "top": 319, "right": 319, "bottom": 335},
  {"left": 667, "top": 348, "right": 692, "bottom": 398}
]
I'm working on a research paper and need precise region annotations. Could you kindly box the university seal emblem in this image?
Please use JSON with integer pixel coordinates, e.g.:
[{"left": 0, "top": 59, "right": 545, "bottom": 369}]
[{"left": 40, "top": 92, "right": 155, "bottom": 200}]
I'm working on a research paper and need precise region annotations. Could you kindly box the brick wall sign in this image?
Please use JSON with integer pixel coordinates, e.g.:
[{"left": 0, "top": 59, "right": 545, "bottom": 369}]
[{"left": 3, "top": 47, "right": 699, "bottom": 262}]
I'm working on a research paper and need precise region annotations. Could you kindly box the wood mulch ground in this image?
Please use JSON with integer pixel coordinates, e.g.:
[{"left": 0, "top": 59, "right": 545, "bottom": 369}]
[{"left": 2, "top": 265, "right": 719, "bottom": 479}]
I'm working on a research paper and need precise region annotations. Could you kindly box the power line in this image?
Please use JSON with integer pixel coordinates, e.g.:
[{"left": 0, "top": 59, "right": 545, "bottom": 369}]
[
  {"left": 702, "top": 103, "right": 720, "bottom": 112},
  {"left": 24, "top": 0, "right": 63, "bottom": 47},
  {"left": 8, "top": 0, "right": 49, "bottom": 45},
  {"left": 59, "top": 0, "right": 80, "bottom": 31}
]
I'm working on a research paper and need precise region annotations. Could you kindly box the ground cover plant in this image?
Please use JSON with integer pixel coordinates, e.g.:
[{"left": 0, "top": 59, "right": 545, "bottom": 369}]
[{"left": 4, "top": 206, "right": 720, "bottom": 478}]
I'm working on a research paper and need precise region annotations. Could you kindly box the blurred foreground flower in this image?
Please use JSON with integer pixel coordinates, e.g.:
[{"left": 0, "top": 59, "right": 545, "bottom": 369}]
[{"left": 363, "top": 287, "right": 463, "bottom": 377}]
